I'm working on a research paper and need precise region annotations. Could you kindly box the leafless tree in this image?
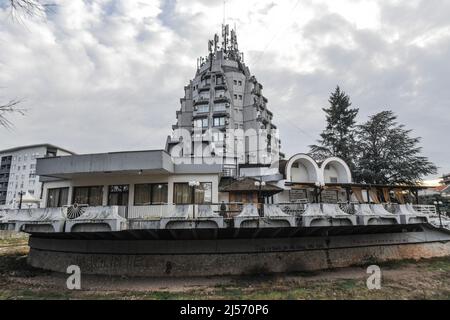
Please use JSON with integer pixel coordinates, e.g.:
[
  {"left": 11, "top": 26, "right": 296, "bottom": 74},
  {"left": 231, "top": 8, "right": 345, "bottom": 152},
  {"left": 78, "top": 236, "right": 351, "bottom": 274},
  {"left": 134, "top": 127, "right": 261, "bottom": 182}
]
[
  {"left": 1, "top": 1, "right": 54, "bottom": 128},
  {"left": 9, "top": 0, "right": 55, "bottom": 20},
  {"left": 0, "top": 100, "right": 25, "bottom": 129}
]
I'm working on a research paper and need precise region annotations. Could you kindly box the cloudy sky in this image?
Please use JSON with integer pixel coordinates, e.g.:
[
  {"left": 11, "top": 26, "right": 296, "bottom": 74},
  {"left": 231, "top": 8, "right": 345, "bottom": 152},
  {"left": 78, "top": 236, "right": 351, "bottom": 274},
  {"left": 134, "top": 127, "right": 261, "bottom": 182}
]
[{"left": 0, "top": 0, "right": 449, "bottom": 178}]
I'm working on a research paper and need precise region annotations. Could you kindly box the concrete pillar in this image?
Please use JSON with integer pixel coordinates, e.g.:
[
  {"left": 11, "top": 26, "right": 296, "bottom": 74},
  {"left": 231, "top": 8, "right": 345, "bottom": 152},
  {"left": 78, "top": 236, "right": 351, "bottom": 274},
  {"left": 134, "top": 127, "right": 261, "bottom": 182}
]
[
  {"left": 67, "top": 186, "right": 73, "bottom": 205},
  {"left": 167, "top": 181, "right": 174, "bottom": 204},
  {"left": 102, "top": 185, "right": 108, "bottom": 206},
  {"left": 128, "top": 184, "right": 135, "bottom": 209}
]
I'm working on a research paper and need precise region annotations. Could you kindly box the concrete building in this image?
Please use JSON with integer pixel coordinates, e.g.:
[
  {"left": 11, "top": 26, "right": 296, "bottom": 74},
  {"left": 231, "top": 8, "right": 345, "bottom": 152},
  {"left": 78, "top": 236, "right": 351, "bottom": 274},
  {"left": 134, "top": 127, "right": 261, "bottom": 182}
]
[
  {"left": 166, "top": 25, "right": 283, "bottom": 176},
  {"left": 36, "top": 150, "right": 222, "bottom": 218},
  {"left": 0, "top": 144, "right": 74, "bottom": 209}
]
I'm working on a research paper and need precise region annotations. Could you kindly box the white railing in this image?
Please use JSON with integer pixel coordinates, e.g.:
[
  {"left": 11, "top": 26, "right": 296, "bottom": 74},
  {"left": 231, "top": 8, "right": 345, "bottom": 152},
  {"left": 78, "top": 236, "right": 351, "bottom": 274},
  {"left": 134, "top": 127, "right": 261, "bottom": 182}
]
[
  {"left": 278, "top": 203, "right": 307, "bottom": 216},
  {"left": 413, "top": 204, "right": 437, "bottom": 216},
  {"left": 128, "top": 205, "right": 176, "bottom": 219}
]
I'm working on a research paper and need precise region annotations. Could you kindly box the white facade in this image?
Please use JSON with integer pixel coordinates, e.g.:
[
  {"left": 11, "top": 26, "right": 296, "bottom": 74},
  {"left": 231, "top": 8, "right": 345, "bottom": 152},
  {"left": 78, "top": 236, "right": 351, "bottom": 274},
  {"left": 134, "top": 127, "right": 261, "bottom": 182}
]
[
  {"left": 40, "top": 173, "right": 220, "bottom": 209},
  {"left": 0, "top": 144, "right": 74, "bottom": 209}
]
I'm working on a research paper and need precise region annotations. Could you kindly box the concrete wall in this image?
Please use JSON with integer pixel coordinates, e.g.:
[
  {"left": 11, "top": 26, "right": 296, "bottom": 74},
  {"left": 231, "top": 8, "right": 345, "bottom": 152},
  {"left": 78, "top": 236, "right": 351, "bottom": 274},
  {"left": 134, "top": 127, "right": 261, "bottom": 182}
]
[{"left": 27, "top": 238, "right": 450, "bottom": 277}]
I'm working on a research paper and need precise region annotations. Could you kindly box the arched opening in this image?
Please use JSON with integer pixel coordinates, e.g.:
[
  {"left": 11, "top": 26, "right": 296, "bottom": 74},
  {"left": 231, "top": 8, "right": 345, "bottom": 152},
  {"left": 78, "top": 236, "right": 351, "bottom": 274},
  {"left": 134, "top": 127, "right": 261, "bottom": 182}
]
[
  {"left": 285, "top": 154, "right": 320, "bottom": 183},
  {"left": 321, "top": 157, "right": 352, "bottom": 183}
]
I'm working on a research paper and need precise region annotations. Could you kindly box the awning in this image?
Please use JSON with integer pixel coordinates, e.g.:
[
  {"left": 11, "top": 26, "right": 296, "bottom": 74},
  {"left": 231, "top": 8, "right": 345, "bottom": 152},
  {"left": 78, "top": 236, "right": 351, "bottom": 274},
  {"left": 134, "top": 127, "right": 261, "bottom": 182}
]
[{"left": 220, "top": 177, "right": 283, "bottom": 195}]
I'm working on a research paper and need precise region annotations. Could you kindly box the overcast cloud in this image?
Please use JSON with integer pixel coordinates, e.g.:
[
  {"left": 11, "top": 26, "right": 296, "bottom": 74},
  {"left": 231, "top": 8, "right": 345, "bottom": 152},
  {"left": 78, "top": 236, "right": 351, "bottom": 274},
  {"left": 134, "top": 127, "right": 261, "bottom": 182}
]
[{"left": 0, "top": 0, "right": 449, "bottom": 178}]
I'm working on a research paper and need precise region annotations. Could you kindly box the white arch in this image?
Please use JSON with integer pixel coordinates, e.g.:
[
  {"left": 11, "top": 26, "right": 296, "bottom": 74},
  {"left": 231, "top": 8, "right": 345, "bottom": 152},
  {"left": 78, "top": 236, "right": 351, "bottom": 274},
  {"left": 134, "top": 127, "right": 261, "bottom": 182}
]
[
  {"left": 321, "top": 157, "right": 352, "bottom": 183},
  {"left": 285, "top": 153, "right": 321, "bottom": 183}
]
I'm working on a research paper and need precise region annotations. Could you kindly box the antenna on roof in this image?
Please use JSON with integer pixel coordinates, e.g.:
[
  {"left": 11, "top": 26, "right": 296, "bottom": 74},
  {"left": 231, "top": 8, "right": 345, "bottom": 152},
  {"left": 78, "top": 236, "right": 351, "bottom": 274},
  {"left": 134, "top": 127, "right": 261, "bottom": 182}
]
[{"left": 223, "top": 0, "right": 227, "bottom": 25}]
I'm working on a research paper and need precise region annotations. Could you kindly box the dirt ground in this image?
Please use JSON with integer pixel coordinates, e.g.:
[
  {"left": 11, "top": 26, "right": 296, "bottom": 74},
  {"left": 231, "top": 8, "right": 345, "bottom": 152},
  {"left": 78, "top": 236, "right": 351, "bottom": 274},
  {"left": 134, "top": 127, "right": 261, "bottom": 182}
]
[{"left": 1, "top": 237, "right": 449, "bottom": 300}]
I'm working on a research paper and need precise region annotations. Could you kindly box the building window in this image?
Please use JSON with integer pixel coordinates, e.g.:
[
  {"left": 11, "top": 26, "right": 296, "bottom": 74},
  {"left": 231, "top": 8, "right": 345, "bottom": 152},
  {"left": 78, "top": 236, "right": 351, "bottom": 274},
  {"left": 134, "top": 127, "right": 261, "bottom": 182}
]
[
  {"left": 330, "top": 177, "right": 338, "bottom": 183},
  {"left": 238, "top": 95, "right": 242, "bottom": 100},
  {"left": 238, "top": 80, "right": 242, "bottom": 86},
  {"left": 196, "top": 105, "right": 209, "bottom": 113},
  {"left": 199, "top": 91, "right": 210, "bottom": 100},
  {"left": 215, "top": 90, "right": 225, "bottom": 98},
  {"left": 201, "top": 77, "right": 211, "bottom": 86},
  {"left": 234, "top": 80, "right": 237, "bottom": 85},
  {"left": 194, "top": 118, "right": 208, "bottom": 128},
  {"left": 213, "top": 117, "right": 226, "bottom": 127},
  {"left": 47, "top": 187, "right": 69, "bottom": 208},
  {"left": 173, "top": 182, "right": 212, "bottom": 204},
  {"left": 212, "top": 132, "right": 224, "bottom": 142},
  {"left": 216, "top": 76, "right": 224, "bottom": 85},
  {"left": 73, "top": 186, "right": 103, "bottom": 206},
  {"left": 134, "top": 183, "right": 168, "bottom": 205},
  {"left": 108, "top": 185, "right": 129, "bottom": 206},
  {"left": 214, "top": 103, "right": 227, "bottom": 112}
]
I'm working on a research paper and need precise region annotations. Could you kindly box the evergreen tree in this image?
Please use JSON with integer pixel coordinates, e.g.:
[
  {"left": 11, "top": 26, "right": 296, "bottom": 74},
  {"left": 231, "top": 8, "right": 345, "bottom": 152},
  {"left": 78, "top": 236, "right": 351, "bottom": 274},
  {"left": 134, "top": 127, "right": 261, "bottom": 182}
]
[
  {"left": 309, "top": 86, "right": 359, "bottom": 167},
  {"left": 355, "top": 110, "right": 437, "bottom": 184}
]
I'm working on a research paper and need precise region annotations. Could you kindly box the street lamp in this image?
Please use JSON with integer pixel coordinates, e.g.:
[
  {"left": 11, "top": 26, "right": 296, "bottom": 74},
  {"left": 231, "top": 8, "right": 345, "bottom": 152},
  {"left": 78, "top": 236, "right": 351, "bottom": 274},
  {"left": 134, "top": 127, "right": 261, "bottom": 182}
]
[
  {"left": 18, "top": 191, "right": 25, "bottom": 210},
  {"left": 434, "top": 200, "right": 444, "bottom": 228},
  {"left": 189, "top": 181, "right": 200, "bottom": 219},
  {"left": 255, "top": 179, "right": 266, "bottom": 217}
]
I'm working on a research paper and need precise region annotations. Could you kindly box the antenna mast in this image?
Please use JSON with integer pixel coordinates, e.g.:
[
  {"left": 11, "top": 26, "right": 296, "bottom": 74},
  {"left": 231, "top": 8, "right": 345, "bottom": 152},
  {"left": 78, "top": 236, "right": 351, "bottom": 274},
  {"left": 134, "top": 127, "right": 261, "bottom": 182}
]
[{"left": 223, "top": 0, "right": 227, "bottom": 25}]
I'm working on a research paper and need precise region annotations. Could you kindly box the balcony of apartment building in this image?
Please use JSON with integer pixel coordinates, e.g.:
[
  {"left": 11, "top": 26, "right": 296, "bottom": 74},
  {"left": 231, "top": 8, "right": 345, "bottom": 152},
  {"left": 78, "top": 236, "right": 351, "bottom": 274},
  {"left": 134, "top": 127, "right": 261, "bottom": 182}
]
[
  {"left": 0, "top": 174, "right": 9, "bottom": 184},
  {"left": 0, "top": 157, "right": 12, "bottom": 166},
  {"left": 213, "top": 89, "right": 229, "bottom": 103},
  {"left": 193, "top": 104, "right": 210, "bottom": 117},
  {"left": 0, "top": 165, "right": 11, "bottom": 174},
  {"left": 212, "top": 102, "right": 229, "bottom": 116},
  {"left": 193, "top": 96, "right": 210, "bottom": 107},
  {"left": 199, "top": 78, "right": 211, "bottom": 90}
]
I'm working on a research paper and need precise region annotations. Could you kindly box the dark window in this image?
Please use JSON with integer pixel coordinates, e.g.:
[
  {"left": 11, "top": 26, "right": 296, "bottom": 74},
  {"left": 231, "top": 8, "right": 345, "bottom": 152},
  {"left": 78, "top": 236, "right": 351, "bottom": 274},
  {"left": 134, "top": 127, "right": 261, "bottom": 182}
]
[
  {"left": 174, "top": 183, "right": 191, "bottom": 204},
  {"left": 47, "top": 187, "right": 69, "bottom": 208},
  {"left": 173, "top": 182, "right": 212, "bottom": 204},
  {"left": 134, "top": 183, "right": 168, "bottom": 205},
  {"left": 73, "top": 186, "right": 103, "bottom": 206},
  {"left": 108, "top": 185, "right": 129, "bottom": 206},
  {"left": 213, "top": 117, "right": 226, "bottom": 127}
]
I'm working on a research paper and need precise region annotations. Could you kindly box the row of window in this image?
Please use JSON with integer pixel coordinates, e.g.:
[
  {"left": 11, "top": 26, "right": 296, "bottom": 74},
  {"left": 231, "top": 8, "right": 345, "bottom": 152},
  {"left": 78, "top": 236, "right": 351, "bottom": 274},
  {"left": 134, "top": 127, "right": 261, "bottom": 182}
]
[
  {"left": 46, "top": 183, "right": 213, "bottom": 207},
  {"left": 8, "top": 164, "right": 35, "bottom": 171},
  {"left": 196, "top": 103, "right": 228, "bottom": 114},
  {"left": 194, "top": 116, "right": 227, "bottom": 128},
  {"left": 10, "top": 153, "right": 40, "bottom": 162},
  {"left": 193, "top": 76, "right": 241, "bottom": 91}
]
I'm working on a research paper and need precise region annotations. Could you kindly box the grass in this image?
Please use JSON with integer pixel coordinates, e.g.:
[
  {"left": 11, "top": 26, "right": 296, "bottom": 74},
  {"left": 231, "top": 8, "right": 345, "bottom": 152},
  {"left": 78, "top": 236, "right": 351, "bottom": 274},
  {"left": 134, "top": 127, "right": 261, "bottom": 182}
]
[{"left": 0, "top": 237, "right": 450, "bottom": 300}]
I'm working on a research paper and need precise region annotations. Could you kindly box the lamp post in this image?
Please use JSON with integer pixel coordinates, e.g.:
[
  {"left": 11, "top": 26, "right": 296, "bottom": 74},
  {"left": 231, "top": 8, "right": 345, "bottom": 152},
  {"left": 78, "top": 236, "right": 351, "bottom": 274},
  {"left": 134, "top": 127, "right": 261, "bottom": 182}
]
[
  {"left": 254, "top": 178, "right": 266, "bottom": 217},
  {"left": 434, "top": 200, "right": 444, "bottom": 228},
  {"left": 18, "top": 191, "right": 25, "bottom": 209},
  {"left": 189, "top": 181, "right": 200, "bottom": 219}
]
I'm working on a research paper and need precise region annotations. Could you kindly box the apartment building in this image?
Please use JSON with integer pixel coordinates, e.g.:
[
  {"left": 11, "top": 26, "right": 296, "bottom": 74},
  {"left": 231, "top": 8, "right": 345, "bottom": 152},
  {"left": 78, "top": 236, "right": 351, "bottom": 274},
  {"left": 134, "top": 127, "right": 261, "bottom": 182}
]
[{"left": 0, "top": 144, "right": 74, "bottom": 208}]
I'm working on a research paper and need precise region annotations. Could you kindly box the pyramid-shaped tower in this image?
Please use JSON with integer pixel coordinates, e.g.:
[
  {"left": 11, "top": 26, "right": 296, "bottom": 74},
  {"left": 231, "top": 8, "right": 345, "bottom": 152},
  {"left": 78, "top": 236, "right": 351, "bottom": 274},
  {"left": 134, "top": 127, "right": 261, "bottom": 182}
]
[{"left": 166, "top": 25, "right": 282, "bottom": 176}]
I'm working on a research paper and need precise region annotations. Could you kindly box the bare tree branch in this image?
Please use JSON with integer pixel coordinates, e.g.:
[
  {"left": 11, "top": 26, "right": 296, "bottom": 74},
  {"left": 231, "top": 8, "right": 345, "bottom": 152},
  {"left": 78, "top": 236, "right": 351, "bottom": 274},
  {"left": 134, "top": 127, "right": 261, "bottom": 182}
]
[
  {"left": 9, "top": 0, "right": 55, "bottom": 21},
  {"left": 0, "top": 100, "right": 26, "bottom": 129}
]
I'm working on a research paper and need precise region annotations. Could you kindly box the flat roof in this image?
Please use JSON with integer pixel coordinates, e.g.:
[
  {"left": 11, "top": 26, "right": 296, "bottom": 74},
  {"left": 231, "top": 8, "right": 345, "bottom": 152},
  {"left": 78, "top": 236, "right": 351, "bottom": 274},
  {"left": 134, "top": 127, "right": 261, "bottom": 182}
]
[
  {"left": 0, "top": 143, "right": 75, "bottom": 155},
  {"left": 36, "top": 149, "right": 223, "bottom": 180}
]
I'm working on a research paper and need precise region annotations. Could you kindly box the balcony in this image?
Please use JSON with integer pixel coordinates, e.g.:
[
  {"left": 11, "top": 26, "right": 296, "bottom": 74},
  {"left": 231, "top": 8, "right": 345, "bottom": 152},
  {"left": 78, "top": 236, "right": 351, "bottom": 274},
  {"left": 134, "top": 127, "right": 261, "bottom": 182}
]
[
  {"left": 194, "top": 98, "right": 209, "bottom": 106},
  {"left": 212, "top": 104, "right": 228, "bottom": 113},
  {"left": 1, "top": 203, "right": 448, "bottom": 234},
  {"left": 213, "top": 96, "right": 229, "bottom": 103},
  {"left": 215, "top": 83, "right": 226, "bottom": 90},
  {"left": 193, "top": 107, "right": 210, "bottom": 117}
]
